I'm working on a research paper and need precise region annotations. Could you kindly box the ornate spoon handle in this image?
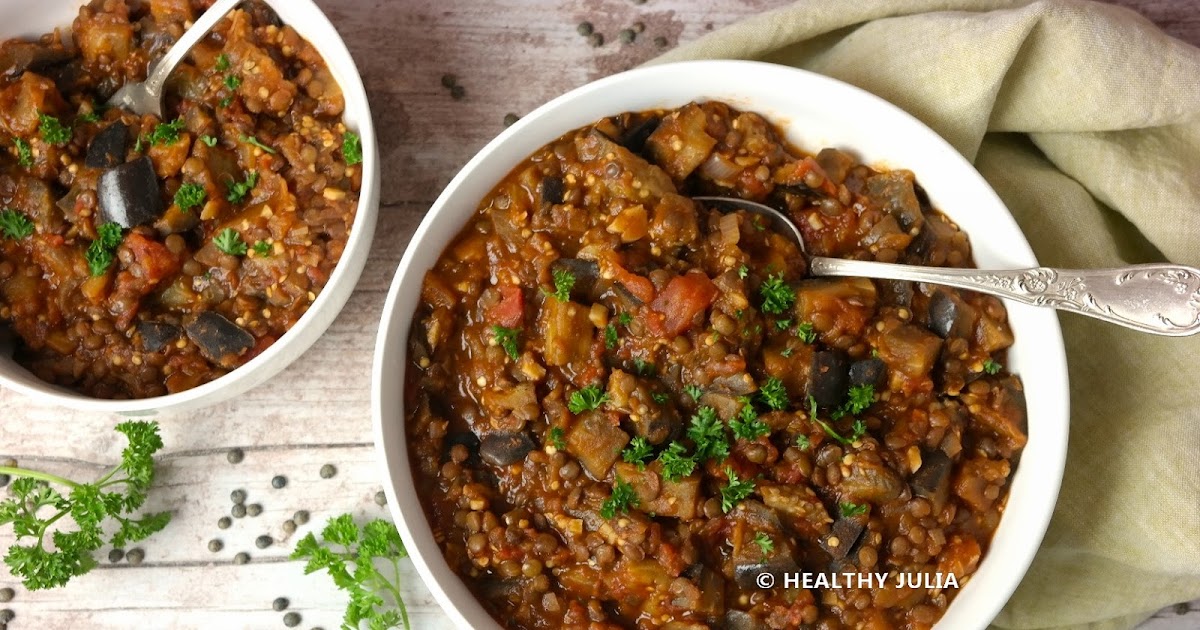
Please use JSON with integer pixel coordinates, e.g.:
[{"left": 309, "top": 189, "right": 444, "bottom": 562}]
[{"left": 809, "top": 258, "right": 1200, "bottom": 337}]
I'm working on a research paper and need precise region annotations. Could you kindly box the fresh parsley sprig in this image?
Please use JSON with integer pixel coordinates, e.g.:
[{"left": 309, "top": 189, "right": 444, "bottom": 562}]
[
  {"left": 720, "top": 467, "right": 756, "bottom": 513},
  {"left": 292, "top": 514, "right": 411, "bottom": 630},
  {"left": 545, "top": 267, "right": 575, "bottom": 302},
  {"left": 213, "top": 228, "right": 247, "bottom": 256},
  {"left": 567, "top": 384, "right": 608, "bottom": 414},
  {"left": 491, "top": 325, "right": 521, "bottom": 360},
  {"left": 759, "top": 273, "right": 795, "bottom": 315},
  {"left": 343, "top": 131, "right": 363, "bottom": 166},
  {"left": 0, "top": 421, "right": 171, "bottom": 590},
  {"left": 600, "top": 479, "right": 638, "bottom": 519},
  {"left": 0, "top": 209, "right": 34, "bottom": 240},
  {"left": 85, "top": 223, "right": 124, "bottom": 276},
  {"left": 622, "top": 437, "right": 653, "bottom": 469},
  {"left": 686, "top": 406, "right": 728, "bottom": 462}
]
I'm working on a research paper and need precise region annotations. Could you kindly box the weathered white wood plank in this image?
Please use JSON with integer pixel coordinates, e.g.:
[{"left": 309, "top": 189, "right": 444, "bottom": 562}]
[{"left": 1, "top": 0, "right": 1197, "bottom": 628}]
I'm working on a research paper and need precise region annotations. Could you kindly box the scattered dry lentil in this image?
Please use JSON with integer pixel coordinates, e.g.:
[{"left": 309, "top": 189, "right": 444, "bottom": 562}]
[
  {"left": 226, "top": 449, "right": 245, "bottom": 464},
  {"left": 619, "top": 29, "right": 636, "bottom": 44},
  {"left": 248, "top": 503, "right": 264, "bottom": 517},
  {"left": 108, "top": 548, "right": 124, "bottom": 563},
  {"left": 576, "top": 21, "right": 594, "bottom": 36},
  {"left": 319, "top": 464, "right": 337, "bottom": 479},
  {"left": 654, "top": 36, "right": 668, "bottom": 48},
  {"left": 271, "top": 475, "right": 288, "bottom": 489},
  {"left": 256, "top": 535, "right": 273, "bottom": 549},
  {"left": 450, "top": 84, "right": 466, "bottom": 100},
  {"left": 589, "top": 33, "right": 605, "bottom": 47},
  {"left": 231, "top": 489, "right": 247, "bottom": 504},
  {"left": 273, "top": 597, "right": 289, "bottom": 611},
  {"left": 0, "top": 610, "right": 12, "bottom": 624},
  {"left": 232, "top": 503, "right": 248, "bottom": 518},
  {"left": 374, "top": 491, "right": 387, "bottom": 506},
  {"left": 440, "top": 73, "right": 457, "bottom": 88},
  {"left": 503, "top": 113, "right": 520, "bottom": 127},
  {"left": 293, "top": 510, "right": 310, "bottom": 525},
  {"left": 218, "top": 516, "right": 233, "bottom": 529},
  {"left": 208, "top": 539, "right": 224, "bottom": 553},
  {"left": 0, "top": 588, "right": 12, "bottom": 603},
  {"left": 282, "top": 519, "right": 297, "bottom": 535},
  {"left": 126, "top": 548, "right": 145, "bottom": 565},
  {"left": 632, "top": 22, "right": 645, "bottom": 34},
  {"left": 234, "top": 552, "right": 250, "bottom": 565},
  {"left": 283, "top": 612, "right": 301, "bottom": 628}
]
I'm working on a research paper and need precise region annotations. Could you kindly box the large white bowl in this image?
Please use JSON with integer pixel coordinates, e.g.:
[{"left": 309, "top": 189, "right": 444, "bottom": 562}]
[
  {"left": 0, "top": 0, "right": 379, "bottom": 415},
  {"left": 374, "top": 60, "right": 1070, "bottom": 630}
]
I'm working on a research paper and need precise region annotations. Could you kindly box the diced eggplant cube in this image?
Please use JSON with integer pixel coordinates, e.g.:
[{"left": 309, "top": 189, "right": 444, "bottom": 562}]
[
  {"left": 927, "top": 289, "right": 976, "bottom": 339},
  {"left": 849, "top": 358, "right": 887, "bottom": 389},
  {"left": 479, "top": 432, "right": 535, "bottom": 467},
  {"left": 541, "top": 175, "right": 564, "bottom": 205},
  {"left": 136, "top": 320, "right": 180, "bottom": 353},
  {"left": 911, "top": 449, "right": 953, "bottom": 510},
  {"left": 550, "top": 258, "right": 601, "bottom": 303},
  {"left": 85, "top": 121, "right": 128, "bottom": 168},
  {"left": 97, "top": 156, "right": 163, "bottom": 228},
  {"left": 820, "top": 517, "right": 866, "bottom": 560},
  {"left": 184, "top": 311, "right": 254, "bottom": 368},
  {"left": 809, "top": 351, "right": 849, "bottom": 407}
]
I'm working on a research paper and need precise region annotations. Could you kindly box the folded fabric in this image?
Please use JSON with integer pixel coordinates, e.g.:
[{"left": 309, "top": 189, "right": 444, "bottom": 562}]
[{"left": 652, "top": 1, "right": 1200, "bottom": 628}]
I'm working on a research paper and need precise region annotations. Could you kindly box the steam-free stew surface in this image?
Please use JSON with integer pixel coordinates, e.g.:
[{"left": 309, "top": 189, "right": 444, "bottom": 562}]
[{"left": 406, "top": 101, "right": 1027, "bottom": 629}]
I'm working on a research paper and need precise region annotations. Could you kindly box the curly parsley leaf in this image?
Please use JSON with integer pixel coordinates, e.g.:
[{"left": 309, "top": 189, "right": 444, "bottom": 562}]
[
  {"left": 752, "top": 532, "right": 774, "bottom": 558},
  {"left": 730, "top": 404, "right": 770, "bottom": 441},
  {"left": 38, "top": 114, "right": 72, "bottom": 146},
  {"left": 13, "top": 137, "right": 33, "bottom": 168},
  {"left": 759, "top": 273, "right": 795, "bottom": 315},
  {"left": 604, "top": 324, "right": 618, "bottom": 349},
  {"left": 600, "top": 479, "right": 639, "bottom": 519},
  {"left": 85, "top": 223, "right": 124, "bottom": 276},
  {"left": 686, "top": 406, "right": 729, "bottom": 462},
  {"left": 657, "top": 442, "right": 696, "bottom": 482},
  {"left": 0, "top": 209, "right": 34, "bottom": 240},
  {"left": 567, "top": 384, "right": 608, "bottom": 414},
  {"left": 839, "top": 502, "right": 869, "bottom": 518},
  {"left": 795, "top": 434, "right": 812, "bottom": 451},
  {"left": 491, "top": 325, "right": 521, "bottom": 361},
  {"left": 226, "top": 171, "right": 258, "bottom": 203},
  {"left": 720, "top": 467, "right": 756, "bottom": 513},
  {"left": 758, "top": 377, "right": 789, "bottom": 411},
  {"left": 684, "top": 384, "right": 704, "bottom": 401},
  {"left": 252, "top": 240, "right": 272, "bottom": 257},
  {"left": 622, "top": 437, "right": 653, "bottom": 469},
  {"left": 983, "top": 358, "right": 1002, "bottom": 375},
  {"left": 795, "top": 321, "right": 816, "bottom": 344},
  {"left": 547, "top": 427, "right": 566, "bottom": 450},
  {"left": 174, "top": 182, "right": 206, "bottom": 213},
  {"left": 546, "top": 267, "right": 575, "bottom": 302},
  {"left": 147, "top": 118, "right": 186, "bottom": 146},
  {"left": 223, "top": 74, "right": 242, "bottom": 91},
  {"left": 343, "top": 130, "right": 363, "bottom": 166},
  {"left": 215, "top": 53, "right": 231, "bottom": 72},
  {"left": 213, "top": 228, "right": 247, "bottom": 256},
  {"left": 291, "top": 514, "right": 411, "bottom": 630}
]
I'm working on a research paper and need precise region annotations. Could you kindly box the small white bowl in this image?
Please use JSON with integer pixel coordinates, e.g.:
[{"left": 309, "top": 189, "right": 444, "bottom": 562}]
[
  {"left": 374, "top": 60, "right": 1069, "bottom": 630},
  {"left": 0, "top": 0, "right": 379, "bottom": 416}
]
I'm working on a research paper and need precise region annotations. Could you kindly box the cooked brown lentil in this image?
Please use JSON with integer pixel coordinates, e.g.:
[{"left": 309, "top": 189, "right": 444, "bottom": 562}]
[{"left": 406, "top": 102, "right": 1027, "bottom": 629}]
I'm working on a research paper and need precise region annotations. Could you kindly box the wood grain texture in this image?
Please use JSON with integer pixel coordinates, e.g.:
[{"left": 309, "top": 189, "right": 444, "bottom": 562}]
[{"left": 1, "top": 0, "right": 1197, "bottom": 628}]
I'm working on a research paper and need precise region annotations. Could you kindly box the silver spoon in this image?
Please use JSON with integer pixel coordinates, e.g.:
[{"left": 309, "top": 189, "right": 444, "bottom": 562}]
[
  {"left": 696, "top": 196, "right": 1200, "bottom": 337},
  {"left": 108, "top": 0, "right": 245, "bottom": 117}
]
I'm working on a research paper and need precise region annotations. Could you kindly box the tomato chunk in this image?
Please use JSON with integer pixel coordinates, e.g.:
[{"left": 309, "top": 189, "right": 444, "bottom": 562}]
[
  {"left": 647, "top": 271, "right": 718, "bottom": 337},
  {"left": 487, "top": 284, "right": 524, "bottom": 328}
]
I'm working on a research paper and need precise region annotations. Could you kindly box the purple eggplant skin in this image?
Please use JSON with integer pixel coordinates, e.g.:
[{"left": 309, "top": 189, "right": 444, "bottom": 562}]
[
  {"left": 85, "top": 122, "right": 128, "bottom": 169},
  {"left": 910, "top": 449, "right": 953, "bottom": 511},
  {"left": 849, "top": 358, "right": 887, "bottom": 389},
  {"left": 184, "top": 311, "right": 255, "bottom": 368},
  {"left": 809, "top": 351, "right": 850, "bottom": 407},
  {"left": 136, "top": 320, "right": 180, "bottom": 353},
  {"left": 479, "top": 432, "right": 535, "bottom": 467},
  {"left": 97, "top": 156, "right": 163, "bottom": 228}
]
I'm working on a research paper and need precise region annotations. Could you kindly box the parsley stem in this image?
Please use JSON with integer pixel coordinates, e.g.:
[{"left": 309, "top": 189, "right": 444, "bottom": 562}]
[
  {"left": 0, "top": 466, "right": 81, "bottom": 489},
  {"left": 388, "top": 557, "right": 410, "bottom": 629}
]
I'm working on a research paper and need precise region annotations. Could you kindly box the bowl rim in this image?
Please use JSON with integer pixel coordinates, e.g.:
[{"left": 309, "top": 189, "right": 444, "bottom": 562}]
[
  {"left": 0, "top": 0, "right": 381, "bottom": 415},
  {"left": 373, "top": 59, "right": 1069, "bottom": 630}
]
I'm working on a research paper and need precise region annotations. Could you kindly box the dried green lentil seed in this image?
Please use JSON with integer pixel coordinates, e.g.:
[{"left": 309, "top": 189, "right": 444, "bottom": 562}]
[
  {"left": 273, "top": 597, "right": 289, "bottom": 611},
  {"left": 282, "top": 519, "right": 297, "bottom": 535},
  {"left": 576, "top": 21, "right": 594, "bottom": 36},
  {"left": 0, "top": 474, "right": 9, "bottom": 488},
  {"left": 374, "top": 491, "right": 387, "bottom": 506},
  {"left": 619, "top": 29, "right": 636, "bottom": 44},
  {"left": 208, "top": 539, "right": 224, "bottom": 553},
  {"left": 247, "top": 503, "right": 263, "bottom": 517},
  {"left": 271, "top": 475, "right": 287, "bottom": 489},
  {"left": 450, "top": 84, "right": 466, "bottom": 100},
  {"left": 319, "top": 464, "right": 336, "bottom": 479},
  {"left": 226, "top": 448, "right": 244, "bottom": 464},
  {"left": 632, "top": 22, "right": 645, "bottom": 34},
  {"left": 0, "top": 610, "right": 12, "bottom": 624},
  {"left": 126, "top": 548, "right": 145, "bottom": 565},
  {"left": 231, "top": 489, "right": 247, "bottom": 504},
  {"left": 440, "top": 73, "right": 457, "bottom": 88},
  {"left": 503, "top": 113, "right": 520, "bottom": 127},
  {"left": 232, "top": 503, "right": 247, "bottom": 518},
  {"left": 218, "top": 516, "right": 233, "bottom": 529},
  {"left": 256, "top": 535, "right": 273, "bottom": 549},
  {"left": 293, "top": 510, "right": 310, "bottom": 525},
  {"left": 588, "top": 33, "right": 605, "bottom": 47},
  {"left": 654, "top": 36, "right": 668, "bottom": 48},
  {"left": 283, "top": 612, "right": 301, "bottom": 627},
  {"left": 108, "top": 548, "right": 125, "bottom": 563},
  {"left": 0, "top": 588, "right": 12, "bottom": 603},
  {"left": 234, "top": 552, "right": 250, "bottom": 564}
]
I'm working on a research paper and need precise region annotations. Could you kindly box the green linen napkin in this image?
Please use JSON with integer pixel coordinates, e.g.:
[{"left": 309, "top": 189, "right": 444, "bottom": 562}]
[{"left": 652, "top": 1, "right": 1200, "bottom": 628}]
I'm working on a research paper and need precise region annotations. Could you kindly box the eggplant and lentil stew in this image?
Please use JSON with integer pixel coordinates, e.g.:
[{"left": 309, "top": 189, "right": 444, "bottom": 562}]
[
  {"left": 407, "top": 102, "right": 1027, "bottom": 629},
  {"left": 0, "top": 0, "right": 361, "bottom": 398}
]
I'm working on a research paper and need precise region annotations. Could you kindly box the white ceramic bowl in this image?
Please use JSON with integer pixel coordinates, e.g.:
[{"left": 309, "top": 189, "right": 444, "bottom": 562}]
[
  {"left": 0, "top": 0, "right": 379, "bottom": 416},
  {"left": 374, "top": 60, "right": 1069, "bottom": 630}
]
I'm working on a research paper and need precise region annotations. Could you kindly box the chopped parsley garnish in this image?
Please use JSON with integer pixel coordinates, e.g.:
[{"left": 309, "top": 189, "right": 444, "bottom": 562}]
[
  {"left": 657, "top": 442, "right": 696, "bottom": 482},
  {"left": 622, "top": 437, "right": 653, "bottom": 469},
  {"left": 342, "top": 130, "right": 363, "bottom": 166},
  {"left": 173, "top": 182, "right": 206, "bottom": 213},
  {"left": 200, "top": 135, "right": 219, "bottom": 147},
  {"left": 548, "top": 427, "right": 566, "bottom": 450},
  {"left": 758, "top": 377, "right": 789, "bottom": 411},
  {"left": 77, "top": 111, "right": 100, "bottom": 124},
  {"left": 219, "top": 96, "right": 234, "bottom": 108},
  {"left": 686, "top": 406, "right": 729, "bottom": 462},
  {"left": 844, "top": 384, "right": 875, "bottom": 415},
  {"left": 224, "top": 74, "right": 242, "bottom": 91},
  {"left": 806, "top": 395, "right": 850, "bottom": 446},
  {"left": 684, "top": 384, "right": 704, "bottom": 401},
  {"left": 759, "top": 274, "right": 795, "bottom": 315},
  {"left": 720, "top": 467, "right": 756, "bottom": 513},
  {"left": 215, "top": 53, "right": 231, "bottom": 72},
  {"left": 567, "top": 384, "right": 608, "bottom": 414},
  {"left": 730, "top": 404, "right": 769, "bottom": 441},
  {"left": 738, "top": 265, "right": 749, "bottom": 279},
  {"left": 795, "top": 434, "right": 811, "bottom": 450},
  {"left": 148, "top": 118, "right": 186, "bottom": 146},
  {"left": 651, "top": 392, "right": 669, "bottom": 405},
  {"left": 752, "top": 532, "right": 774, "bottom": 558},
  {"left": 546, "top": 267, "right": 575, "bottom": 302},
  {"left": 983, "top": 358, "right": 1002, "bottom": 375},
  {"left": 213, "top": 228, "right": 247, "bottom": 256},
  {"left": 604, "top": 324, "right": 618, "bottom": 349},
  {"left": 775, "top": 319, "right": 792, "bottom": 330},
  {"left": 226, "top": 171, "right": 258, "bottom": 203},
  {"left": 38, "top": 114, "right": 72, "bottom": 146},
  {"left": 13, "top": 137, "right": 33, "bottom": 167},
  {"left": 252, "top": 240, "right": 272, "bottom": 257},
  {"left": 850, "top": 418, "right": 868, "bottom": 442},
  {"left": 617, "top": 311, "right": 633, "bottom": 326},
  {"left": 0, "top": 209, "right": 34, "bottom": 240},
  {"left": 599, "top": 479, "right": 638, "bottom": 519},
  {"left": 240, "top": 134, "right": 276, "bottom": 154},
  {"left": 85, "top": 223, "right": 124, "bottom": 276},
  {"left": 491, "top": 325, "right": 521, "bottom": 361},
  {"left": 796, "top": 321, "right": 817, "bottom": 343},
  {"left": 840, "top": 502, "right": 869, "bottom": 518},
  {"left": 780, "top": 347, "right": 794, "bottom": 358}
]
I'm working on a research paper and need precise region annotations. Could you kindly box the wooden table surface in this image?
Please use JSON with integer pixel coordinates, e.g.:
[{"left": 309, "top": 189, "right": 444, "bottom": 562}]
[{"left": 1, "top": 1, "right": 1198, "bottom": 628}]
